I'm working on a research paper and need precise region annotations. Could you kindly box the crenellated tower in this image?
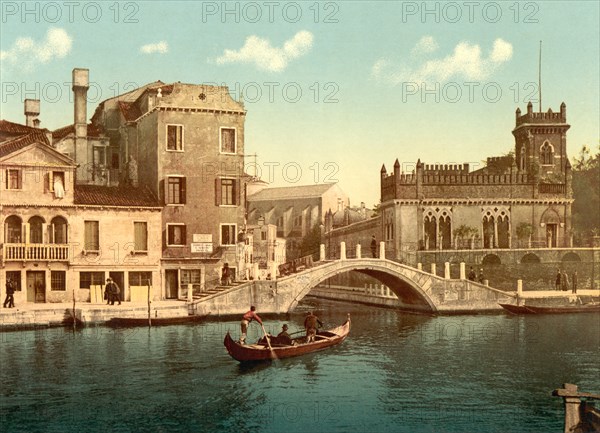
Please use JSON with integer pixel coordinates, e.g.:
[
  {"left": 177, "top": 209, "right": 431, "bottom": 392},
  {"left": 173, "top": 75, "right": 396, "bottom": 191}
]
[{"left": 512, "top": 101, "right": 570, "bottom": 178}]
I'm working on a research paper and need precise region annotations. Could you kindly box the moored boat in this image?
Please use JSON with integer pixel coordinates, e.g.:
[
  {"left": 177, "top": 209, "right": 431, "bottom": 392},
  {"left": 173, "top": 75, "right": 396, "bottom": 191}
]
[
  {"left": 224, "top": 315, "right": 350, "bottom": 362},
  {"left": 499, "top": 303, "right": 535, "bottom": 314},
  {"left": 524, "top": 304, "right": 600, "bottom": 314},
  {"left": 108, "top": 315, "right": 207, "bottom": 327}
]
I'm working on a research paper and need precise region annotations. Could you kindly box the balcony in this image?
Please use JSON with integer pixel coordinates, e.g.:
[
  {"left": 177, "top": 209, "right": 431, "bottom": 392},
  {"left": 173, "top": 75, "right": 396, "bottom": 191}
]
[{"left": 3, "top": 243, "right": 70, "bottom": 261}]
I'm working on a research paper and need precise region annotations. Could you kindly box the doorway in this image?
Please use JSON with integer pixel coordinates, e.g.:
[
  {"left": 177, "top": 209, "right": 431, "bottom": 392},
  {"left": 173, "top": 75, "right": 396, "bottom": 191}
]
[
  {"left": 165, "top": 270, "right": 179, "bottom": 299},
  {"left": 546, "top": 224, "right": 558, "bottom": 248},
  {"left": 109, "top": 272, "right": 125, "bottom": 302},
  {"left": 26, "top": 271, "right": 46, "bottom": 303}
]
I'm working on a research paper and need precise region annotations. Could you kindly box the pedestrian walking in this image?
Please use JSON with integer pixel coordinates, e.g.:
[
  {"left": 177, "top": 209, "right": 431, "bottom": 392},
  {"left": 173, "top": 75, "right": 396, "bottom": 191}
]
[
  {"left": 3, "top": 278, "right": 15, "bottom": 308},
  {"left": 561, "top": 271, "right": 569, "bottom": 292},
  {"left": 370, "top": 235, "right": 377, "bottom": 258},
  {"left": 468, "top": 267, "right": 476, "bottom": 281},
  {"left": 478, "top": 269, "right": 485, "bottom": 284},
  {"left": 572, "top": 270, "right": 578, "bottom": 294},
  {"left": 106, "top": 277, "right": 121, "bottom": 305}
]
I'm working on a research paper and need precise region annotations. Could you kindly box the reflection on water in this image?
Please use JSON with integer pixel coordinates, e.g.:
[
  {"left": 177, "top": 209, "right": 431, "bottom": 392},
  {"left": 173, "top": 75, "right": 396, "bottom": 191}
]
[{"left": 0, "top": 299, "right": 599, "bottom": 433}]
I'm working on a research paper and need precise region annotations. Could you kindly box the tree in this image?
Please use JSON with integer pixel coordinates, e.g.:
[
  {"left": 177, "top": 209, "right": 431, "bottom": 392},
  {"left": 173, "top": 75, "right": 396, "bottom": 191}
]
[
  {"left": 571, "top": 144, "right": 600, "bottom": 241},
  {"left": 299, "top": 224, "right": 322, "bottom": 260}
]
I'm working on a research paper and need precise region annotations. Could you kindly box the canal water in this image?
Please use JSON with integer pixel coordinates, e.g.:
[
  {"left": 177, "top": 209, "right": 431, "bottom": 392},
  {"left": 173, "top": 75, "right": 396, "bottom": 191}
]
[{"left": 1, "top": 299, "right": 599, "bottom": 433}]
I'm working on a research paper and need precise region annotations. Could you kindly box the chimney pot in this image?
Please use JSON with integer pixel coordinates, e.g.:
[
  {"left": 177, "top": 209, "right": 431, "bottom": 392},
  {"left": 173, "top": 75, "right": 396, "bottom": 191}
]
[{"left": 24, "top": 99, "right": 40, "bottom": 127}]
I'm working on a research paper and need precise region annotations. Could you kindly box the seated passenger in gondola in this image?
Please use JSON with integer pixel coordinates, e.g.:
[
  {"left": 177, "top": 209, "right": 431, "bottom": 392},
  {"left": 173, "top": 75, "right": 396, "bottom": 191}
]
[{"left": 276, "top": 324, "right": 293, "bottom": 346}]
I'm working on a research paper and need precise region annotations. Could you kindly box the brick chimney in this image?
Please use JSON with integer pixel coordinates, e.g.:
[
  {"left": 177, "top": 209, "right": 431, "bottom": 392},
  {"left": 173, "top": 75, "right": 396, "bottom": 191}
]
[
  {"left": 24, "top": 99, "right": 40, "bottom": 127},
  {"left": 72, "top": 68, "right": 89, "bottom": 137}
]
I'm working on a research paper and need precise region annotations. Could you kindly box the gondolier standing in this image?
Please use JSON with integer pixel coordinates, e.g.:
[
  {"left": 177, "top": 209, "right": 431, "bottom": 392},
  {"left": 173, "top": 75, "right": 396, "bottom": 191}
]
[
  {"left": 240, "top": 306, "right": 263, "bottom": 345},
  {"left": 304, "top": 311, "right": 323, "bottom": 343}
]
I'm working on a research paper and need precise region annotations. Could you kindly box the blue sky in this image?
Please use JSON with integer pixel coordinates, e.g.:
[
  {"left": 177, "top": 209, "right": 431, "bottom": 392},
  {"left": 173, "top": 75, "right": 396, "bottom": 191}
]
[{"left": 1, "top": 1, "right": 599, "bottom": 205}]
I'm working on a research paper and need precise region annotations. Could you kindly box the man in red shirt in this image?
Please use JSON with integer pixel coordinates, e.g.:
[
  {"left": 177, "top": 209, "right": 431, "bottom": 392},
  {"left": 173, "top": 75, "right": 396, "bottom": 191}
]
[{"left": 240, "top": 306, "right": 263, "bottom": 344}]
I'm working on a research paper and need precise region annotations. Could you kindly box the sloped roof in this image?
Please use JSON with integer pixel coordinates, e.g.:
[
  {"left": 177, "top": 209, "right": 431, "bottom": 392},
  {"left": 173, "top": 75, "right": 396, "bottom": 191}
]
[
  {"left": 118, "top": 101, "right": 143, "bottom": 122},
  {"left": 0, "top": 129, "right": 52, "bottom": 158},
  {"left": 52, "top": 123, "right": 103, "bottom": 141},
  {"left": 74, "top": 185, "right": 160, "bottom": 207},
  {"left": 248, "top": 184, "right": 337, "bottom": 201},
  {"left": 0, "top": 120, "right": 48, "bottom": 136}
]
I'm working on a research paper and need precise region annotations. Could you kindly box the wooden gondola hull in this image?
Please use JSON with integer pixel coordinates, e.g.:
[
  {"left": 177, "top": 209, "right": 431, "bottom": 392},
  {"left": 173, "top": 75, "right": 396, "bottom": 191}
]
[
  {"left": 500, "top": 303, "right": 600, "bottom": 315},
  {"left": 108, "top": 315, "right": 206, "bottom": 327},
  {"left": 224, "top": 318, "right": 350, "bottom": 362},
  {"left": 525, "top": 305, "right": 600, "bottom": 314},
  {"left": 499, "top": 304, "right": 536, "bottom": 314}
]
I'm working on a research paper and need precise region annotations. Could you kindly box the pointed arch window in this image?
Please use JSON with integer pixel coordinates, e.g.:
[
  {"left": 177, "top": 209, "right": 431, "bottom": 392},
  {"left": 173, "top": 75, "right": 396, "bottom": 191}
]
[{"left": 540, "top": 141, "right": 553, "bottom": 165}]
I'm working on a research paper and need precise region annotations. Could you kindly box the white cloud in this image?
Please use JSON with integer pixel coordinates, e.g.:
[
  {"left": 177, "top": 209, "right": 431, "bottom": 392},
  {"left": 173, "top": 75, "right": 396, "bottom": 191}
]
[
  {"left": 412, "top": 36, "right": 439, "bottom": 55},
  {"left": 372, "top": 37, "right": 513, "bottom": 85},
  {"left": 140, "top": 41, "right": 169, "bottom": 54},
  {"left": 1, "top": 28, "right": 72, "bottom": 70},
  {"left": 216, "top": 30, "right": 314, "bottom": 72}
]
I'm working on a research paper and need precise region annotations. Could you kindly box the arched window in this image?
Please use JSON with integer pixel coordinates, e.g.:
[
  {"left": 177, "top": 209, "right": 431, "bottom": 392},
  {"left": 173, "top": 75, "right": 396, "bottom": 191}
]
[
  {"left": 520, "top": 146, "right": 526, "bottom": 170},
  {"left": 424, "top": 215, "right": 437, "bottom": 250},
  {"left": 50, "top": 216, "right": 68, "bottom": 244},
  {"left": 540, "top": 141, "right": 553, "bottom": 165},
  {"left": 5, "top": 215, "right": 22, "bottom": 243},
  {"left": 482, "top": 215, "right": 495, "bottom": 249},
  {"left": 28, "top": 216, "right": 45, "bottom": 244}
]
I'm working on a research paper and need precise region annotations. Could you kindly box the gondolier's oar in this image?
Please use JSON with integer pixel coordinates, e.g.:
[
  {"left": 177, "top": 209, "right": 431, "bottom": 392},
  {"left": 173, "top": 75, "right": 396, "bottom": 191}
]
[{"left": 260, "top": 323, "right": 274, "bottom": 351}]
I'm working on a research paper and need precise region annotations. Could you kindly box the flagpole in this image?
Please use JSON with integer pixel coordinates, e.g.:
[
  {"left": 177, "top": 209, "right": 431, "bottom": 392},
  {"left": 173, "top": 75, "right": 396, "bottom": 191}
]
[{"left": 538, "top": 40, "right": 542, "bottom": 113}]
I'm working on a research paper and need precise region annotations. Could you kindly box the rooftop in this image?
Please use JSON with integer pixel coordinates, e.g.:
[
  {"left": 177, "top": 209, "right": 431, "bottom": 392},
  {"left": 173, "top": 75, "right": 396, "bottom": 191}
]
[
  {"left": 74, "top": 185, "right": 160, "bottom": 207},
  {"left": 248, "top": 184, "right": 338, "bottom": 201}
]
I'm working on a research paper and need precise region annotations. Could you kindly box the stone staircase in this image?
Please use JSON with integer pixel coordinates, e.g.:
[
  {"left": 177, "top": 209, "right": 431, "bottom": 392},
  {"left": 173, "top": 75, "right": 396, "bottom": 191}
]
[{"left": 192, "top": 282, "right": 242, "bottom": 300}]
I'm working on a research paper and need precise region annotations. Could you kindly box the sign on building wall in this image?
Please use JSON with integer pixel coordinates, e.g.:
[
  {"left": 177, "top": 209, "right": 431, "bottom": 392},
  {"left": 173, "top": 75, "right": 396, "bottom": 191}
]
[
  {"left": 191, "top": 243, "right": 213, "bottom": 253},
  {"left": 193, "top": 234, "right": 212, "bottom": 243}
]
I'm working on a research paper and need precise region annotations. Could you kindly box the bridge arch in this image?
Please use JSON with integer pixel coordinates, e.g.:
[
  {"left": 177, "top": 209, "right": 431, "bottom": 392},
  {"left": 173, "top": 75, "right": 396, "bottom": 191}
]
[{"left": 279, "top": 260, "right": 439, "bottom": 313}]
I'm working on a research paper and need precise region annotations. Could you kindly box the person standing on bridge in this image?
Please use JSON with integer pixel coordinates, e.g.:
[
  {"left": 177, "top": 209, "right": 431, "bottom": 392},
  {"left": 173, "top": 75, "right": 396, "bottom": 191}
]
[
  {"left": 240, "top": 306, "right": 263, "bottom": 345},
  {"left": 304, "top": 311, "right": 323, "bottom": 343},
  {"left": 371, "top": 235, "right": 377, "bottom": 258}
]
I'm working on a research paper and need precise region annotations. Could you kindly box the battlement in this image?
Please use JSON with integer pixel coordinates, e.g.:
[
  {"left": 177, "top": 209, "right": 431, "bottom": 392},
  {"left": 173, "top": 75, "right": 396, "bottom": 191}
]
[{"left": 515, "top": 102, "right": 567, "bottom": 127}]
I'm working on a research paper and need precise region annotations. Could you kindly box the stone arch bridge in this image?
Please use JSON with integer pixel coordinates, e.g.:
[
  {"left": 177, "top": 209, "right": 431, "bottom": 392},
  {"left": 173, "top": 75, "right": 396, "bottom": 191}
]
[{"left": 190, "top": 258, "right": 514, "bottom": 317}]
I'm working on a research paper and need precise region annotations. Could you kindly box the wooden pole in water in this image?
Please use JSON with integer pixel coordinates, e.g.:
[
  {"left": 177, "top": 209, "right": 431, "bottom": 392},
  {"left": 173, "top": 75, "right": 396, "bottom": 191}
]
[
  {"left": 147, "top": 279, "right": 152, "bottom": 327},
  {"left": 72, "top": 290, "right": 76, "bottom": 328}
]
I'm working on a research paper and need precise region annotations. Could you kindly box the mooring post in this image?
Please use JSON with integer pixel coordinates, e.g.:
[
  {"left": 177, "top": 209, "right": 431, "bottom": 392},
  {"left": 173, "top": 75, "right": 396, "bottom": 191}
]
[
  {"left": 187, "top": 283, "right": 193, "bottom": 303},
  {"left": 444, "top": 262, "right": 450, "bottom": 279},
  {"left": 553, "top": 383, "right": 583, "bottom": 433},
  {"left": 459, "top": 262, "right": 466, "bottom": 279}
]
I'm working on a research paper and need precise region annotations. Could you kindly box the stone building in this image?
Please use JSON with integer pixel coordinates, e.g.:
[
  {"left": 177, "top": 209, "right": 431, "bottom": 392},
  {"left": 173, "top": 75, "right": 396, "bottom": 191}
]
[
  {"left": 0, "top": 119, "right": 162, "bottom": 304},
  {"left": 88, "top": 77, "right": 248, "bottom": 296},
  {"left": 247, "top": 183, "right": 348, "bottom": 259},
  {"left": 379, "top": 102, "right": 573, "bottom": 261}
]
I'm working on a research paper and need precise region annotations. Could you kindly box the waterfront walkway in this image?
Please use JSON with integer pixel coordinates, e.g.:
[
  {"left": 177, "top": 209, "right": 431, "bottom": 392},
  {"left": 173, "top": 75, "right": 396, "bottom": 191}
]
[{"left": 0, "top": 300, "right": 188, "bottom": 330}]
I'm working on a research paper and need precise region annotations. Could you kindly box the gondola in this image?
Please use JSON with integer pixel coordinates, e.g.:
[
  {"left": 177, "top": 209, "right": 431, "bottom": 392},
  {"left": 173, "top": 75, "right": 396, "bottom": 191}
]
[
  {"left": 499, "top": 302, "right": 600, "bottom": 315},
  {"left": 499, "top": 303, "right": 536, "bottom": 314},
  {"left": 108, "top": 315, "right": 207, "bottom": 327},
  {"left": 524, "top": 304, "right": 600, "bottom": 314},
  {"left": 224, "top": 315, "right": 350, "bottom": 362}
]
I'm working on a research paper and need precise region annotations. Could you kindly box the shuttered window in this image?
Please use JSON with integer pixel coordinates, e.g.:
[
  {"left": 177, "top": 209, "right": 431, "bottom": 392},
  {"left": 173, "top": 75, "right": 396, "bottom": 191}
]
[
  {"left": 167, "top": 125, "right": 183, "bottom": 151},
  {"left": 167, "top": 176, "right": 186, "bottom": 204},
  {"left": 134, "top": 222, "right": 148, "bottom": 251},
  {"left": 6, "top": 169, "right": 22, "bottom": 190},
  {"left": 220, "top": 128, "right": 236, "bottom": 153},
  {"left": 84, "top": 221, "right": 99, "bottom": 251}
]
